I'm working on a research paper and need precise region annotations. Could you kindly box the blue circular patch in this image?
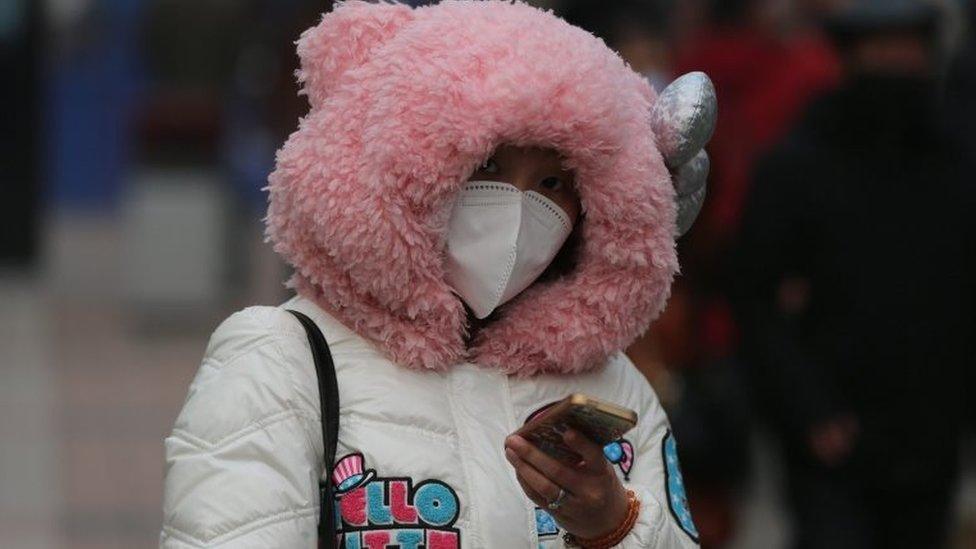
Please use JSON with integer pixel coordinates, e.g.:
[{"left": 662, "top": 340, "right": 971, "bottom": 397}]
[
  {"left": 663, "top": 430, "right": 699, "bottom": 541},
  {"left": 603, "top": 441, "right": 623, "bottom": 463}
]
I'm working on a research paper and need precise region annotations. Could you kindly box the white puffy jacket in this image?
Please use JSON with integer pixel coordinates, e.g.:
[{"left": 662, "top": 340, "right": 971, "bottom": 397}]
[{"left": 161, "top": 295, "right": 700, "bottom": 548}]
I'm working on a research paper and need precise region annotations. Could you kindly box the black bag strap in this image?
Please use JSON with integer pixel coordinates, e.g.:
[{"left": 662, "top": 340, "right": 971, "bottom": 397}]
[{"left": 287, "top": 309, "right": 339, "bottom": 549}]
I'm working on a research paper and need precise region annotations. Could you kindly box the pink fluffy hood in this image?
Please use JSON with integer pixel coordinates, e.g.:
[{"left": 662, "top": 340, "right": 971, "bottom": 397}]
[{"left": 266, "top": 0, "right": 680, "bottom": 376}]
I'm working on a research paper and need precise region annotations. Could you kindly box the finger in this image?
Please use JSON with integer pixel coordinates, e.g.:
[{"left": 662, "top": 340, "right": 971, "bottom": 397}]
[
  {"left": 505, "top": 435, "right": 582, "bottom": 489},
  {"left": 514, "top": 470, "right": 549, "bottom": 507},
  {"left": 516, "top": 470, "right": 578, "bottom": 522},
  {"left": 561, "top": 428, "right": 610, "bottom": 474},
  {"left": 505, "top": 446, "right": 564, "bottom": 504}
]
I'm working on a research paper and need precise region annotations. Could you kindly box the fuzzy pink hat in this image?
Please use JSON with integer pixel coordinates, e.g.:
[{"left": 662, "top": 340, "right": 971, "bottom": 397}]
[{"left": 267, "top": 0, "right": 687, "bottom": 376}]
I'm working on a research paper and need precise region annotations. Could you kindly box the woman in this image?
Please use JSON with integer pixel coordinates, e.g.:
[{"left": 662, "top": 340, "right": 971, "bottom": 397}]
[{"left": 161, "top": 1, "right": 715, "bottom": 547}]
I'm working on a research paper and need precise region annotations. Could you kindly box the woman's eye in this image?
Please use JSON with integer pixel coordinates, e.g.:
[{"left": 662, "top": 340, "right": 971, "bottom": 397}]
[
  {"left": 539, "top": 176, "right": 564, "bottom": 191},
  {"left": 479, "top": 158, "right": 499, "bottom": 174}
]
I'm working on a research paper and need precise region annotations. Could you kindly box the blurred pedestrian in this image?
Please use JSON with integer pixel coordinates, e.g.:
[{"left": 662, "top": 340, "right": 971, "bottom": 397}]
[
  {"left": 946, "top": 0, "right": 976, "bottom": 163},
  {"left": 161, "top": 2, "right": 716, "bottom": 547},
  {"left": 635, "top": 0, "right": 843, "bottom": 542},
  {"left": 674, "top": 0, "right": 840, "bottom": 256},
  {"left": 0, "top": 0, "right": 41, "bottom": 268},
  {"left": 734, "top": 1, "right": 976, "bottom": 547}
]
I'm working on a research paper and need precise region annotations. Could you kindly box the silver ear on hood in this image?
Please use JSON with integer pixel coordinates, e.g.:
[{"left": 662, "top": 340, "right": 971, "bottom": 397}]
[
  {"left": 651, "top": 72, "right": 717, "bottom": 168},
  {"left": 650, "top": 71, "right": 717, "bottom": 236},
  {"left": 674, "top": 150, "right": 709, "bottom": 237}
]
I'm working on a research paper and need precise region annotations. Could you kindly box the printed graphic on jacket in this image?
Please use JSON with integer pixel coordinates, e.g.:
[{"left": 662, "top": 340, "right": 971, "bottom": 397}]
[
  {"left": 663, "top": 430, "right": 698, "bottom": 542},
  {"left": 332, "top": 453, "right": 461, "bottom": 548},
  {"left": 523, "top": 402, "right": 635, "bottom": 545}
]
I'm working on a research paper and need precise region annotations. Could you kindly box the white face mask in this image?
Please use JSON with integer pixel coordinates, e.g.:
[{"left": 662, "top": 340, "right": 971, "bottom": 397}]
[{"left": 444, "top": 181, "right": 574, "bottom": 319}]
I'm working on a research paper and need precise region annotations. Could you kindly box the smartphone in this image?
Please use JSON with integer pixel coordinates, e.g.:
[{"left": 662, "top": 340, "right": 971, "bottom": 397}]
[{"left": 513, "top": 393, "right": 638, "bottom": 463}]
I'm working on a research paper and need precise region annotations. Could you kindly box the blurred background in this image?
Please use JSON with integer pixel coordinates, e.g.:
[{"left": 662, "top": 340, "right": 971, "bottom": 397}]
[{"left": 1, "top": 0, "right": 974, "bottom": 547}]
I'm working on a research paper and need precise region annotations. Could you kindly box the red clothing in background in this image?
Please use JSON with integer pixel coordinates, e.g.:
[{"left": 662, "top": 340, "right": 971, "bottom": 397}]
[{"left": 675, "top": 27, "right": 840, "bottom": 237}]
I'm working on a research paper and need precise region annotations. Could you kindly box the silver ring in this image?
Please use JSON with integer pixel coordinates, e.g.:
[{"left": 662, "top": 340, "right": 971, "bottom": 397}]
[{"left": 547, "top": 488, "right": 568, "bottom": 510}]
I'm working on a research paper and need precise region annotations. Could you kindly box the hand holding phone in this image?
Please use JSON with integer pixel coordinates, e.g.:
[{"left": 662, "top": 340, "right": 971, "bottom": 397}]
[{"left": 512, "top": 393, "right": 637, "bottom": 463}]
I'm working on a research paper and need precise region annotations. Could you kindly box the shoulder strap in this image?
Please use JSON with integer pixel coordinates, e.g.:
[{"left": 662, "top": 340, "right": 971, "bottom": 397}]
[{"left": 287, "top": 309, "right": 339, "bottom": 549}]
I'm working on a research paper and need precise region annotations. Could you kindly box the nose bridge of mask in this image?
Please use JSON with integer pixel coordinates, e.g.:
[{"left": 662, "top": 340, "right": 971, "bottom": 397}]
[{"left": 457, "top": 181, "right": 522, "bottom": 207}]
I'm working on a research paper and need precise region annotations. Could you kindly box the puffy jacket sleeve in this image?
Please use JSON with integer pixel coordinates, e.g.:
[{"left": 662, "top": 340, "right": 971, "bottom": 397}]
[
  {"left": 160, "top": 307, "right": 324, "bottom": 548},
  {"left": 613, "top": 354, "right": 700, "bottom": 549}
]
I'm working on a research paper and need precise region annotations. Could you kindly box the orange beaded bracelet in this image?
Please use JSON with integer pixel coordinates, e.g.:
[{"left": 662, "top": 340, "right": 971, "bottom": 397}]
[{"left": 563, "top": 490, "right": 641, "bottom": 548}]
